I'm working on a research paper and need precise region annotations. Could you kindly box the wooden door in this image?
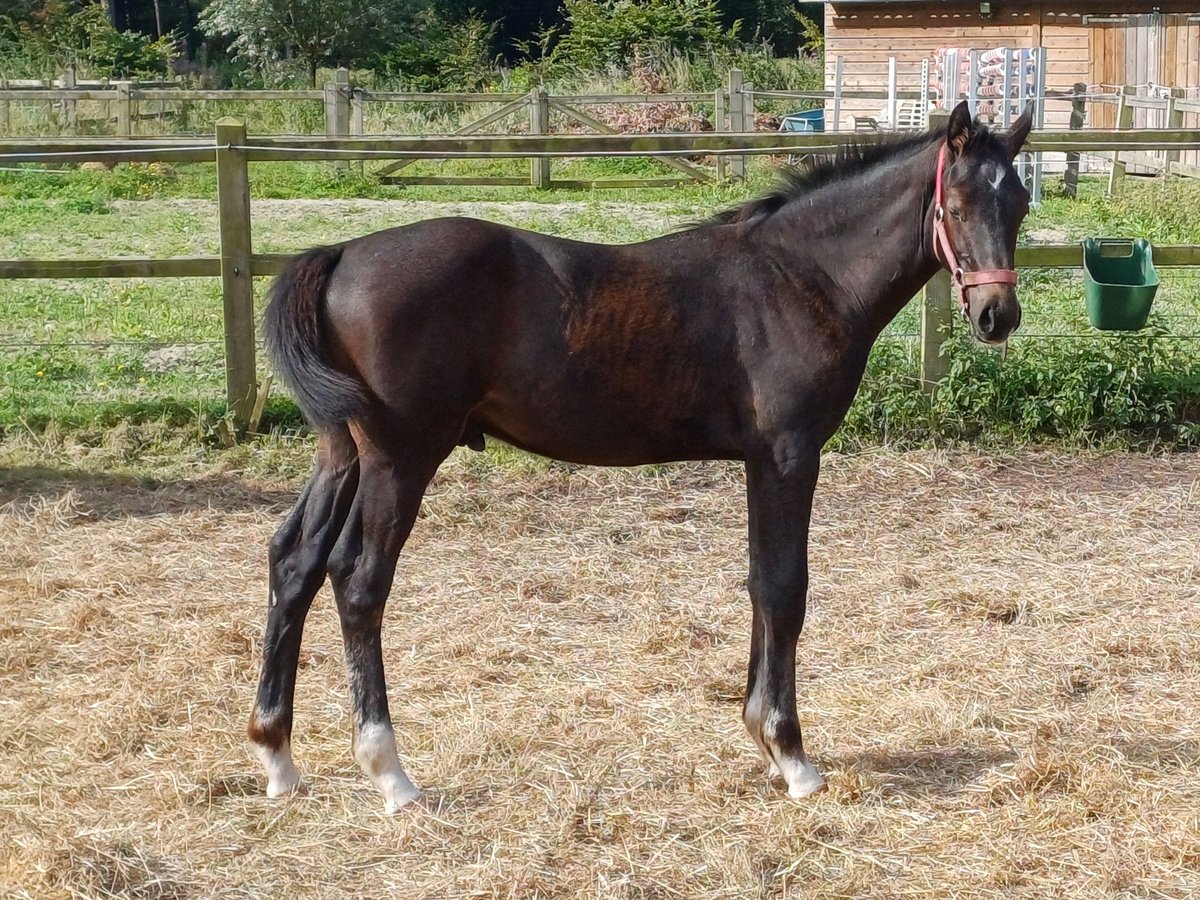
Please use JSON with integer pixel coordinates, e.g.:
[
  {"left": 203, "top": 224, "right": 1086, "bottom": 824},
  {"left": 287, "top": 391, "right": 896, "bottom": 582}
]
[{"left": 1086, "top": 12, "right": 1164, "bottom": 128}]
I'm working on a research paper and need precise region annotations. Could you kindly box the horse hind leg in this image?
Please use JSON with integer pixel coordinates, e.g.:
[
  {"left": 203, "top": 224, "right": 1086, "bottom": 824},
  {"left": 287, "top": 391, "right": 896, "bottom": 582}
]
[
  {"left": 248, "top": 426, "right": 359, "bottom": 798},
  {"left": 326, "top": 430, "right": 451, "bottom": 813}
]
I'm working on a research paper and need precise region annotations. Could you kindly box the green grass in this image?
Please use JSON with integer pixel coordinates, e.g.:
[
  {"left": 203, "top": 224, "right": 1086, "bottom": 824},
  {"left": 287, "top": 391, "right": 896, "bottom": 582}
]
[{"left": 1, "top": 163, "right": 1198, "bottom": 450}]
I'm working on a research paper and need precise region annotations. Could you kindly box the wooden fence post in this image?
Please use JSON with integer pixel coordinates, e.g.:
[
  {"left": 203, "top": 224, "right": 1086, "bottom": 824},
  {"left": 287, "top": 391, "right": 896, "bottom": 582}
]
[
  {"left": 62, "top": 66, "right": 77, "bottom": 134},
  {"left": 325, "top": 67, "right": 350, "bottom": 174},
  {"left": 215, "top": 118, "right": 257, "bottom": 424},
  {"left": 727, "top": 69, "right": 745, "bottom": 180},
  {"left": 350, "top": 87, "right": 365, "bottom": 177},
  {"left": 921, "top": 108, "right": 953, "bottom": 392},
  {"left": 1062, "top": 82, "right": 1086, "bottom": 199},
  {"left": 1165, "top": 87, "right": 1185, "bottom": 175},
  {"left": 831, "top": 55, "right": 844, "bottom": 131},
  {"left": 529, "top": 87, "right": 550, "bottom": 189},
  {"left": 1107, "top": 84, "right": 1134, "bottom": 196},
  {"left": 713, "top": 86, "right": 727, "bottom": 180},
  {"left": 116, "top": 81, "right": 132, "bottom": 136}
]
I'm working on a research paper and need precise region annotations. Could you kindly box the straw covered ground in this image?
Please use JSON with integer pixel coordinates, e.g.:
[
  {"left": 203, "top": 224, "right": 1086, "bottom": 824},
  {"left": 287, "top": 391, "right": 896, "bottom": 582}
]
[{"left": 1, "top": 446, "right": 1198, "bottom": 898}]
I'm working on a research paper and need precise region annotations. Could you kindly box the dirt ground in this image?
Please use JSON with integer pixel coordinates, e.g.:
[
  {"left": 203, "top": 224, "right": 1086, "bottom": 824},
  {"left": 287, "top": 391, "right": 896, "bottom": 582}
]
[{"left": 1, "top": 449, "right": 1198, "bottom": 898}]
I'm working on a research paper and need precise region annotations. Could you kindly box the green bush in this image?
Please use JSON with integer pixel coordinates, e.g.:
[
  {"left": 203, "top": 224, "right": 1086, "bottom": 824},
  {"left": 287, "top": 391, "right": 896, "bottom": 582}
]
[
  {"left": 549, "top": 0, "right": 736, "bottom": 75},
  {"left": 834, "top": 327, "right": 1200, "bottom": 450},
  {"left": 375, "top": 11, "right": 500, "bottom": 92},
  {"left": 72, "top": 5, "right": 174, "bottom": 78},
  {"left": 0, "top": 1, "right": 173, "bottom": 79}
]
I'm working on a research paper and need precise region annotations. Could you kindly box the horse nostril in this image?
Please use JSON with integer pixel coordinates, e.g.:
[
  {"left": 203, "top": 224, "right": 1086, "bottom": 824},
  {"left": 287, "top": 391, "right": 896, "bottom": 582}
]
[{"left": 978, "top": 305, "right": 996, "bottom": 335}]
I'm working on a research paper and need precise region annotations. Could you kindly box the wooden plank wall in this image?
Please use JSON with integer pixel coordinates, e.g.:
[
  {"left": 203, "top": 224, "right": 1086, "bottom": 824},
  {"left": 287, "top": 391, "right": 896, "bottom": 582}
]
[
  {"left": 1041, "top": 11, "right": 1090, "bottom": 128},
  {"left": 824, "top": 4, "right": 1037, "bottom": 128},
  {"left": 826, "top": 3, "right": 1199, "bottom": 134},
  {"left": 1164, "top": 13, "right": 1200, "bottom": 90}
]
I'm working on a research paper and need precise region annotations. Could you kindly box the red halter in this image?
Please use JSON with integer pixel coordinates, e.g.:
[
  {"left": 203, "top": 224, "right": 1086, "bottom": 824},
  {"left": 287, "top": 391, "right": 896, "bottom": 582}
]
[{"left": 932, "top": 143, "right": 1018, "bottom": 312}]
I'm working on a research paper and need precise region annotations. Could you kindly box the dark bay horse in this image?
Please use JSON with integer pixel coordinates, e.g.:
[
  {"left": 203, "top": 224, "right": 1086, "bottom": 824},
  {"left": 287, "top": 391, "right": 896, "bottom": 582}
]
[{"left": 251, "top": 102, "right": 1033, "bottom": 812}]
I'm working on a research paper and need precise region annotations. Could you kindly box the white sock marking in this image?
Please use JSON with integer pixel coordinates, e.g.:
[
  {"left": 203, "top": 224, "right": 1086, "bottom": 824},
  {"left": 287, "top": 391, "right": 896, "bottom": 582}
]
[
  {"left": 763, "top": 710, "right": 826, "bottom": 799},
  {"left": 354, "top": 722, "right": 421, "bottom": 814},
  {"left": 252, "top": 737, "right": 302, "bottom": 798},
  {"left": 778, "top": 754, "right": 826, "bottom": 799}
]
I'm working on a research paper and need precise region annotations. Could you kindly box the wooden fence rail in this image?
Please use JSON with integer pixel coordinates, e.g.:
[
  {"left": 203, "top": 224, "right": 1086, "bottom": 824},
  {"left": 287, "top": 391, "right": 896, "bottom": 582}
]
[
  {"left": 4, "top": 122, "right": 1200, "bottom": 423},
  {"left": 5, "top": 128, "right": 1200, "bottom": 167}
]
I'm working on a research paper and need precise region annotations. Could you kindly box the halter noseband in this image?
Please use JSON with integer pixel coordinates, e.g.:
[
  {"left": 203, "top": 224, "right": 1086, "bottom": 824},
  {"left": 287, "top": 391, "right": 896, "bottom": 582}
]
[{"left": 932, "top": 143, "right": 1018, "bottom": 312}]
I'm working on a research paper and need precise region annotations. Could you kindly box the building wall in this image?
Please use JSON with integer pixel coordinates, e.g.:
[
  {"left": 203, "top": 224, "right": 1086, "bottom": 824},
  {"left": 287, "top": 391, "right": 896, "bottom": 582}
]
[{"left": 824, "top": 3, "right": 1199, "bottom": 132}]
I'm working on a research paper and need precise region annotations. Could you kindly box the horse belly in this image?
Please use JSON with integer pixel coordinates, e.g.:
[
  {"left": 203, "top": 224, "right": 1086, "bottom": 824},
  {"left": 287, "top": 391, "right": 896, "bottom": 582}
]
[{"left": 473, "top": 372, "right": 741, "bottom": 467}]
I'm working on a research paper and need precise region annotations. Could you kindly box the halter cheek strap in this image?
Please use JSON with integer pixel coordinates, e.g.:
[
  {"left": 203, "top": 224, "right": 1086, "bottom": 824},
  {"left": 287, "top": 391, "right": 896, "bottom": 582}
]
[{"left": 933, "top": 143, "right": 1018, "bottom": 312}]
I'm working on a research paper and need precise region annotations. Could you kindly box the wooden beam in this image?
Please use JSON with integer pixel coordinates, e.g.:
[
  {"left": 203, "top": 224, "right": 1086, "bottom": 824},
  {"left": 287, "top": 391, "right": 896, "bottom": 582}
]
[
  {"left": 375, "top": 93, "right": 531, "bottom": 178},
  {"left": 1108, "top": 85, "right": 1136, "bottom": 195},
  {"left": 529, "top": 88, "right": 551, "bottom": 189},
  {"left": 379, "top": 176, "right": 530, "bottom": 186},
  {"left": 1063, "top": 82, "right": 1087, "bottom": 199},
  {"left": 549, "top": 178, "right": 698, "bottom": 189},
  {"left": 0, "top": 257, "right": 220, "bottom": 278},
  {"left": 550, "top": 99, "right": 712, "bottom": 182},
  {"left": 6, "top": 128, "right": 1200, "bottom": 167},
  {"left": 135, "top": 89, "right": 324, "bottom": 101},
  {"left": 232, "top": 130, "right": 1200, "bottom": 162},
  {"left": 215, "top": 118, "right": 256, "bottom": 424}
]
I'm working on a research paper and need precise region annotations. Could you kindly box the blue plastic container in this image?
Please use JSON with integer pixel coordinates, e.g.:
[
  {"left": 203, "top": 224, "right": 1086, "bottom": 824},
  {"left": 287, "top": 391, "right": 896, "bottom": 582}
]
[{"left": 779, "top": 109, "right": 826, "bottom": 133}]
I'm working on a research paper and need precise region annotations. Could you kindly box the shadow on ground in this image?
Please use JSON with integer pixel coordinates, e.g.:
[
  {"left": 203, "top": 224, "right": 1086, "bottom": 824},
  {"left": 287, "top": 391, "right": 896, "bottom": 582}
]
[
  {"left": 833, "top": 746, "right": 1018, "bottom": 798},
  {"left": 0, "top": 465, "right": 295, "bottom": 521}
]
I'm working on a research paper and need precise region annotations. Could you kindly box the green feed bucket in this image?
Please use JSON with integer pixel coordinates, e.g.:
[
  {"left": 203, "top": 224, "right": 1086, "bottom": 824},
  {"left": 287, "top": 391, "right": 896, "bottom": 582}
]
[{"left": 1082, "top": 238, "right": 1159, "bottom": 331}]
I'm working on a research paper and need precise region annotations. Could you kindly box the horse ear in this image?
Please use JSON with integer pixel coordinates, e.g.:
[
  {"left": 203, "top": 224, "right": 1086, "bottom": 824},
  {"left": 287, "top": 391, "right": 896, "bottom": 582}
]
[
  {"left": 1006, "top": 102, "right": 1035, "bottom": 159},
  {"left": 946, "top": 101, "right": 974, "bottom": 159}
]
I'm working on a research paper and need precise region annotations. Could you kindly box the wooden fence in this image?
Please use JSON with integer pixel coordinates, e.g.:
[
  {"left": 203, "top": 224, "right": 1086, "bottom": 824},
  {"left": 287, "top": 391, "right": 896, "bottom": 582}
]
[
  {"left": 3, "top": 124, "right": 1200, "bottom": 423},
  {"left": 7, "top": 68, "right": 1200, "bottom": 191}
]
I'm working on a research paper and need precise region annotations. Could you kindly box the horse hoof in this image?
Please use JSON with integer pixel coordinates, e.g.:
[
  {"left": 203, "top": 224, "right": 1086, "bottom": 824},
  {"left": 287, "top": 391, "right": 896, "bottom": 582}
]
[
  {"left": 265, "top": 766, "right": 302, "bottom": 798},
  {"left": 253, "top": 740, "right": 302, "bottom": 798},
  {"left": 786, "top": 770, "right": 827, "bottom": 799},
  {"left": 780, "top": 756, "right": 826, "bottom": 799},
  {"left": 381, "top": 781, "right": 422, "bottom": 814}
]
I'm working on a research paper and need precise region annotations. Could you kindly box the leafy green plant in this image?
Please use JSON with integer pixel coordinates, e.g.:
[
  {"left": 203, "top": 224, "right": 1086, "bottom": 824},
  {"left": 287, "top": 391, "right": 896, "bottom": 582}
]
[
  {"left": 71, "top": 4, "right": 174, "bottom": 78},
  {"left": 375, "top": 10, "right": 500, "bottom": 92},
  {"left": 548, "top": 0, "right": 736, "bottom": 76}
]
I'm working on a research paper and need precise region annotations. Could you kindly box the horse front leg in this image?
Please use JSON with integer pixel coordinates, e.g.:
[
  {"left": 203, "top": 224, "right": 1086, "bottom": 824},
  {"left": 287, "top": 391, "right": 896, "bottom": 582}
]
[{"left": 742, "top": 444, "right": 826, "bottom": 799}]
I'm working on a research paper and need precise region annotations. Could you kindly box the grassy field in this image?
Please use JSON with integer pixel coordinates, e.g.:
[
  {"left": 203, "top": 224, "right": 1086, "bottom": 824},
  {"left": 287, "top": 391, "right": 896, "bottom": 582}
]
[{"left": 2, "top": 160, "right": 1199, "bottom": 446}]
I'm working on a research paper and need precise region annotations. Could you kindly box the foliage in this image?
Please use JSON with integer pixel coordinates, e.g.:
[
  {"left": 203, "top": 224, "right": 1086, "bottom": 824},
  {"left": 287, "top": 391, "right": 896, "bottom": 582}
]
[
  {"left": 71, "top": 4, "right": 174, "bottom": 77},
  {"left": 0, "top": 0, "right": 171, "bottom": 78},
  {"left": 198, "top": 0, "right": 409, "bottom": 86},
  {"left": 794, "top": 11, "right": 824, "bottom": 54},
  {"left": 547, "top": 0, "right": 737, "bottom": 75},
  {"left": 833, "top": 326, "right": 1200, "bottom": 451},
  {"left": 374, "top": 10, "right": 500, "bottom": 92}
]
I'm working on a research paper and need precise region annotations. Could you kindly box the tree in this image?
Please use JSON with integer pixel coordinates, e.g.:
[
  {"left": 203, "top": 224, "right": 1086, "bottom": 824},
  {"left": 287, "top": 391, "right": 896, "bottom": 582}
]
[{"left": 198, "top": 0, "right": 407, "bottom": 86}]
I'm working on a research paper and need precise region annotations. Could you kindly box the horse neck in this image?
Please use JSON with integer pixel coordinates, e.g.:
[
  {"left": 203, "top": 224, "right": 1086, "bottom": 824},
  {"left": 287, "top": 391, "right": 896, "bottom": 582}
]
[{"left": 768, "top": 140, "right": 944, "bottom": 339}]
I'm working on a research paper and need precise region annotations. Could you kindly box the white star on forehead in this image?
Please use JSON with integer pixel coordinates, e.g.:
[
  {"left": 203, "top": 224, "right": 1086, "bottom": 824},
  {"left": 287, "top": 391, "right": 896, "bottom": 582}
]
[{"left": 987, "top": 163, "right": 1005, "bottom": 190}]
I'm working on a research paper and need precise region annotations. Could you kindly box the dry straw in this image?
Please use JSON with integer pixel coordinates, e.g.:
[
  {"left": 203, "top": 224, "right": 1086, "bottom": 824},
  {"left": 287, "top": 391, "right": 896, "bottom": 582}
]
[{"left": 1, "top": 447, "right": 1198, "bottom": 898}]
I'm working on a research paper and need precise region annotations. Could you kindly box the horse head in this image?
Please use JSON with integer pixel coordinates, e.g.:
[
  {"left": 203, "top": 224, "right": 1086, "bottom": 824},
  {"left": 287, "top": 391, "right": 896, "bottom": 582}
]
[{"left": 935, "top": 100, "right": 1034, "bottom": 344}]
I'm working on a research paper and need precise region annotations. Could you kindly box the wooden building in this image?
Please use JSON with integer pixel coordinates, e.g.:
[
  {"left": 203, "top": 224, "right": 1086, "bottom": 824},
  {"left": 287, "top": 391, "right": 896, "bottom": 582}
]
[{"left": 824, "top": 2, "right": 1200, "bottom": 130}]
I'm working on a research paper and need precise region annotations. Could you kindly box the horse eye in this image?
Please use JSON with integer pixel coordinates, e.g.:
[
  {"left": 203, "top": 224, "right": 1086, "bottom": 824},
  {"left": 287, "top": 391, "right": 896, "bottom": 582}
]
[{"left": 949, "top": 208, "right": 966, "bottom": 222}]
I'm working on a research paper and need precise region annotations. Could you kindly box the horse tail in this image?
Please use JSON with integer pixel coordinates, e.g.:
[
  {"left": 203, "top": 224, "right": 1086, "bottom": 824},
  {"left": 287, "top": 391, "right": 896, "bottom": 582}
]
[{"left": 262, "top": 244, "right": 369, "bottom": 429}]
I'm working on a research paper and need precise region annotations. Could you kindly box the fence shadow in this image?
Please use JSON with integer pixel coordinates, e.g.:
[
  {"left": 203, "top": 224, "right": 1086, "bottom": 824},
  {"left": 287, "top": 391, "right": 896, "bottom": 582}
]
[
  {"left": 0, "top": 465, "right": 295, "bottom": 521},
  {"left": 830, "top": 745, "right": 1017, "bottom": 798}
]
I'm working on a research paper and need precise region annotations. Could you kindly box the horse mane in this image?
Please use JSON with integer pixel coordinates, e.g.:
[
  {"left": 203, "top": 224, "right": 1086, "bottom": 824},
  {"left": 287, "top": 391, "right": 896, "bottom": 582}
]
[{"left": 692, "top": 126, "right": 1000, "bottom": 230}]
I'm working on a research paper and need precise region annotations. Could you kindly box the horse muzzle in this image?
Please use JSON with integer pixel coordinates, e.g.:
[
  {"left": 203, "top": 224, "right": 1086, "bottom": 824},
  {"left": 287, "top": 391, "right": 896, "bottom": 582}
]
[{"left": 967, "top": 286, "right": 1022, "bottom": 344}]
